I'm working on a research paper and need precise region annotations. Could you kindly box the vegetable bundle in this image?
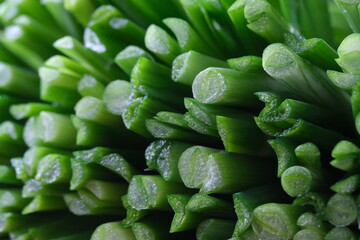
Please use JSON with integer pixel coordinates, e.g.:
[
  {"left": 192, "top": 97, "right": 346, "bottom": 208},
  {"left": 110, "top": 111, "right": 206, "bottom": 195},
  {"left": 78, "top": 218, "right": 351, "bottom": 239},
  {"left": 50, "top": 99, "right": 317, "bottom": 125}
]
[{"left": 0, "top": 0, "right": 358, "bottom": 239}]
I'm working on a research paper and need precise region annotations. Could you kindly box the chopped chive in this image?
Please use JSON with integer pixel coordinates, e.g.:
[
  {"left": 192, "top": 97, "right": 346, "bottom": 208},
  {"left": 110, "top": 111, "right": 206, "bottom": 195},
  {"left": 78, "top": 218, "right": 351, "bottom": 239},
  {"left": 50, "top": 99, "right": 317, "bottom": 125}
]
[
  {"left": 255, "top": 92, "right": 349, "bottom": 132},
  {"left": 244, "top": 0, "right": 293, "bottom": 43},
  {"left": 186, "top": 193, "right": 236, "bottom": 219},
  {"left": 87, "top": 4, "right": 124, "bottom": 29},
  {"left": 23, "top": 146, "right": 70, "bottom": 177},
  {"left": 331, "top": 174, "right": 360, "bottom": 194},
  {"left": 10, "top": 103, "right": 69, "bottom": 120},
  {"left": 115, "top": 46, "right": 154, "bottom": 76},
  {"left": 252, "top": 203, "right": 306, "bottom": 240},
  {"left": 336, "top": 33, "right": 360, "bottom": 74},
  {"left": 232, "top": 185, "right": 288, "bottom": 236},
  {"left": 63, "top": 192, "right": 94, "bottom": 215},
  {"left": 196, "top": 218, "right": 235, "bottom": 240},
  {"left": 201, "top": 152, "right": 276, "bottom": 194},
  {"left": 64, "top": 0, "right": 97, "bottom": 27},
  {"left": 35, "top": 154, "right": 72, "bottom": 184},
  {"left": 295, "top": 213, "right": 330, "bottom": 240},
  {"left": 86, "top": 6, "right": 145, "bottom": 57},
  {"left": 103, "top": 80, "right": 137, "bottom": 116},
  {"left": 131, "top": 58, "right": 190, "bottom": 109},
  {"left": 131, "top": 215, "right": 175, "bottom": 240},
  {"left": 324, "top": 227, "right": 358, "bottom": 240},
  {"left": 0, "top": 62, "right": 38, "bottom": 99},
  {"left": 74, "top": 146, "right": 145, "bottom": 168},
  {"left": 122, "top": 96, "right": 176, "bottom": 138},
  {"left": 91, "top": 222, "right": 136, "bottom": 240},
  {"left": 145, "top": 141, "right": 167, "bottom": 171},
  {"left": 146, "top": 119, "right": 219, "bottom": 145},
  {"left": 77, "top": 75, "right": 105, "bottom": 98},
  {"left": 284, "top": 34, "right": 340, "bottom": 71},
  {"left": 53, "top": 36, "right": 125, "bottom": 83},
  {"left": 44, "top": 54, "right": 89, "bottom": 77},
  {"left": 2, "top": 17, "right": 59, "bottom": 63},
  {"left": 178, "top": 145, "right": 221, "bottom": 189},
  {"left": 39, "top": 67, "right": 81, "bottom": 107},
  {"left": 70, "top": 158, "right": 119, "bottom": 190},
  {"left": 22, "top": 179, "right": 68, "bottom": 198},
  {"left": 326, "top": 193, "right": 357, "bottom": 227},
  {"left": 163, "top": 18, "right": 215, "bottom": 56},
  {"left": 293, "top": 192, "right": 330, "bottom": 222},
  {"left": 12, "top": 14, "right": 62, "bottom": 47},
  {"left": 22, "top": 195, "right": 67, "bottom": 214},
  {"left": 334, "top": 0, "right": 360, "bottom": 33},
  {"left": 255, "top": 118, "right": 344, "bottom": 151},
  {"left": 227, "top": 55, "right": 263, "bottom": 73},
  {"left": 281, "top": 166, "right": 324, "bottom": 197},
  {"left": 295, "top": 142, "right": 322, "bottom": 171},
  {"left": 145, "top": 140, "right": 191, "bottom": 183},
  {"left": 0, "top": 189, "right": 30, "bottom": 212},
  {"left": 172, "top": 51, "right": 228, "bottom": 85},
  {"left": 36, "top": 112, "right": 77, "bottom": 149},
  {"left": 84, "top": 180, "right": 127, "bottom": 202},
  {"left": 77, "top": 189, "right": 125, "bottom": 215},
  {"left": 293, "top": 228, "right": 327, "bottom": 240},
  {"left": 332, "top": 140, "right": 360, "bottom": 158},
  {"left": 330, "top": 156, "right": 360, "bottom": 172},
  {"left": 42, "top": 0, "right": 82, "bottom": 39},
  {"left": 184, "top": 98, "right": 242, "bottom": 128},
  {"left": 76, "top": 29, "right": 113, "bottom": 58},
  {"left": 331, "top": 141, "right": 360, "bottom": 171},
  {"left": 23, "top": 117, "right": 38, "bottom": 147},
  {"left": 192, "top": 67, "right": 287, "bottom": 109},
  {"left": 327, "top": 70, "right": 359, "bottom": 93},
  {"left": 120, "top": 194, "right": 149, "bottom": 227},
  {"left": 184, "top": 112, "right": 219, "bottom": 137},
  {"left": 1, "top": 163, "right": 24, "bottom": 184},
  {"left": 73, "top": 146, "right": 114, "bottom": 163},
  {"left": 155, "top": 112, "right": 189, "bottom": 129},
  {"left": 95, "top": 14, "right": 145, "bottom": 47},
  {"left": 99, "top": 153, "right": 142, "bottom": 182},
  {"left": 144, "top": 24, "right": 182, "bottom": 65},
  {"left": 216, "top": 115, "right": 269, "bottom": 156},
  {"left": 167, "top": 194, "right": 205, "bottom": 232},
  {"left": 263, "top": 43, "right": 350, "bottom": 113},
  {"left": 296, "top": 212, "right": 327, "bottom": 229},
  {"left": 127, "top": 175, "right": 191, "bottom": 211},
  {"left": 75, "top": 96, "right": 123, "bottom": 128}
]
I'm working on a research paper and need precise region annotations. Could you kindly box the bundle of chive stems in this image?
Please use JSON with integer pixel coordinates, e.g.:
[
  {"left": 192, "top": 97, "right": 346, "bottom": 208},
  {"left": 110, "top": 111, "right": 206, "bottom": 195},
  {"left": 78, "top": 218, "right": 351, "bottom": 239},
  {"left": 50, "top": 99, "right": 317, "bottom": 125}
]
[{"left": 0, "top": 0, "right": 358, "bottom": 239}]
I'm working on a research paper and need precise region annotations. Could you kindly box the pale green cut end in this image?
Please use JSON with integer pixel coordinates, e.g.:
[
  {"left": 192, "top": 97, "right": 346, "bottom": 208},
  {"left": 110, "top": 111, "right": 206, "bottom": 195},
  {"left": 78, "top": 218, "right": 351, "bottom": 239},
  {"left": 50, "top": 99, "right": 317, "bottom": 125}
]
[{"left": 192, "top": 68, "right": 227, "bottom": 104}]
